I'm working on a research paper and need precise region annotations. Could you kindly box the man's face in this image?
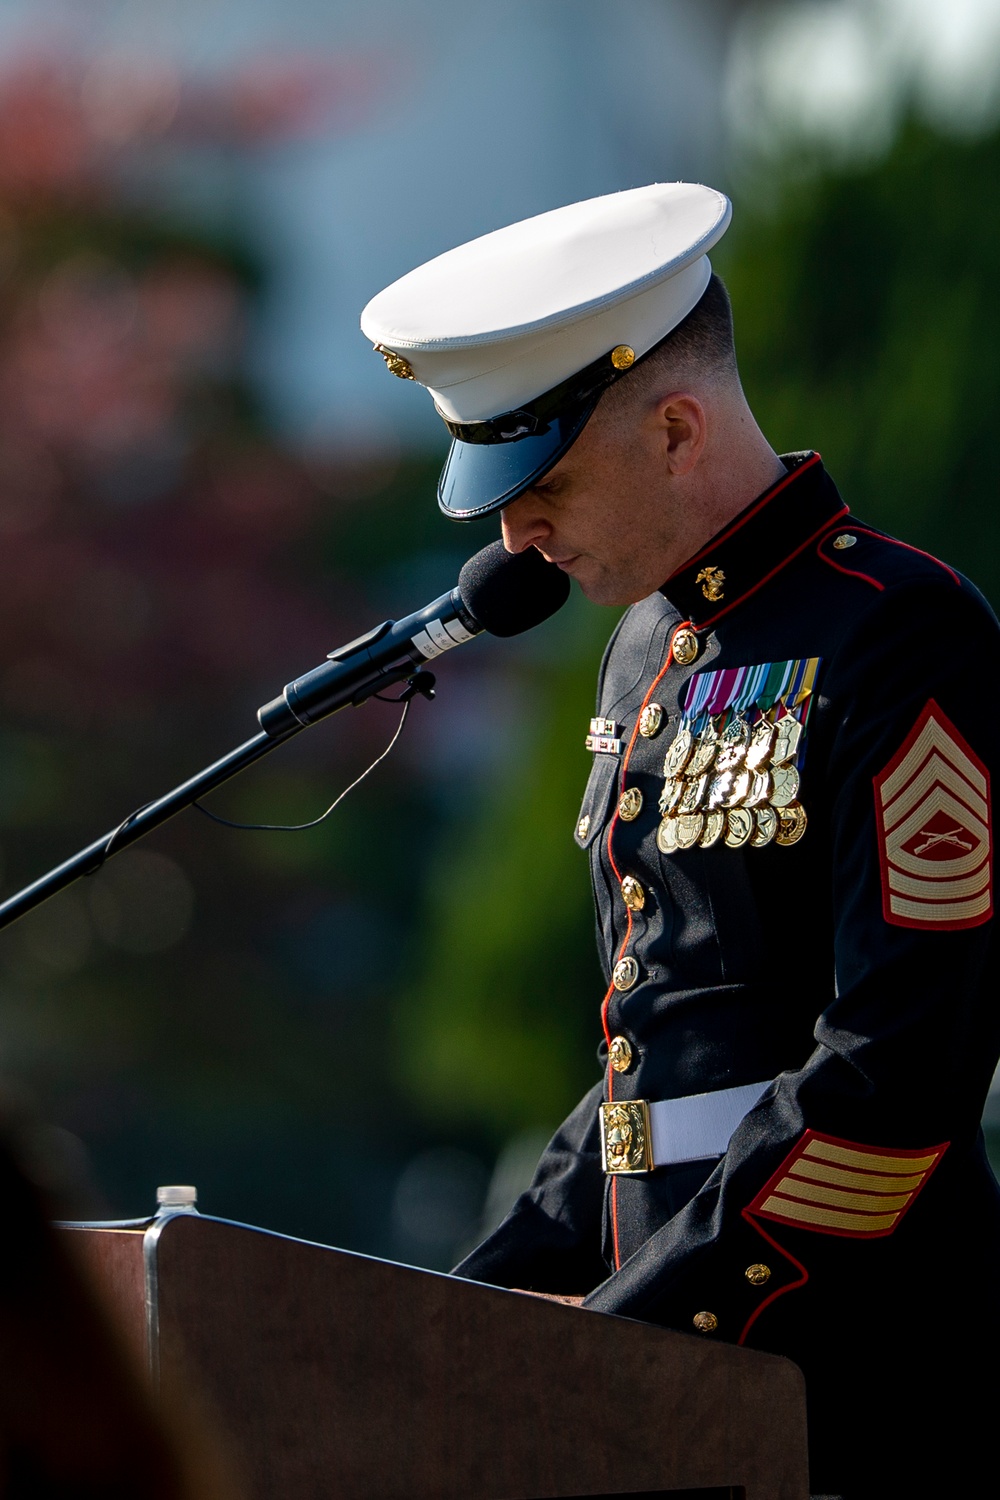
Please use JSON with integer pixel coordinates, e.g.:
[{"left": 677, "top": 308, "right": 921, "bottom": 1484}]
[{"left": 499, "top": 392, "right": 690, "bottom": 607}]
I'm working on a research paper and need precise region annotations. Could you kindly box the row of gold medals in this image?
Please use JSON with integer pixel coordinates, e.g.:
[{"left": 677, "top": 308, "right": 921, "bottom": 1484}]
[{"left": 648, "top": 704, "right": 809, "bottom": 853}]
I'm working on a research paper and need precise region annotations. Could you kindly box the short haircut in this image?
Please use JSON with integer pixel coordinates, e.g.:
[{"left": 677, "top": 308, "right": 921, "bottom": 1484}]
[{"left": 601, "top": 272, "right": 738, "bottom": 414}]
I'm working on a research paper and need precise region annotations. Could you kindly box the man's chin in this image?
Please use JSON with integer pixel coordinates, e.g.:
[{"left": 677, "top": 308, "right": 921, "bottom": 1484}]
[{"left": 574, "top": 568, "right": 649, "bottom": 609}]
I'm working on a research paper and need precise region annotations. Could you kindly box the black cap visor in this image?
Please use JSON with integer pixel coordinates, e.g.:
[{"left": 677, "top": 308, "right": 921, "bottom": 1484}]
[{"left": 437, "top": 394, "right": 599, "bottom": 520}]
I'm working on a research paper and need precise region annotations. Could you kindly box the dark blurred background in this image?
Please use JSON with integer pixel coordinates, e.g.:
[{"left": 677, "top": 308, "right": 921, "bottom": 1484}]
[{"left": 0, "top": 0, "right": 998, "bottom": 1268}]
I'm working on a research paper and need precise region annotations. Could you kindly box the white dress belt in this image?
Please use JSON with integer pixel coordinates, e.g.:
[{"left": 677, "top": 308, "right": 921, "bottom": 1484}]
[
  {"left": 648, "top": 1079, "right": 773, "bottom": 1166},
  {"left": 599, "top": 1079, "right": 774, "bottom": 1174}
]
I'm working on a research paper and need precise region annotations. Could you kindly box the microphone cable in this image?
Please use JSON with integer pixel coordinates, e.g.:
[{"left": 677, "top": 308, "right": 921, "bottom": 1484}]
[{"left": 190, "top": 671, "right": 436, "bottom": 833}]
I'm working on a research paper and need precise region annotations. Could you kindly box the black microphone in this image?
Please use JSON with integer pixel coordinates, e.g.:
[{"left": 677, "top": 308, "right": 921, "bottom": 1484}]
[{"left": 257, "top": 541, "right": 570, "bottom": 736}]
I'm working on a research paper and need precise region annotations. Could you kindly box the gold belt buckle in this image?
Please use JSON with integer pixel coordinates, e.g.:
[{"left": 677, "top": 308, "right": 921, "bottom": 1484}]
[{"left": 600, "top": 1099, "right": 653, "bottom": 1174}]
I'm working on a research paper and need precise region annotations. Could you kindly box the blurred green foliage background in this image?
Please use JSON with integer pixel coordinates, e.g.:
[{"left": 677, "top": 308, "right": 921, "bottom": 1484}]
[{"left": 1, "top": 55, "right": 998, "bottom": 1266}]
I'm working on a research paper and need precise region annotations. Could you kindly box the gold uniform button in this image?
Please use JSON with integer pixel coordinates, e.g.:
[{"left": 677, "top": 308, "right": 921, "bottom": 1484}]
[
  {"left": 620, "top": 875, "right": 645, "bottom": 911},
  {"left": 618, "top": 787, "right": 643, "bottom": 821},
  {"left": 671, "top": 627, "right": 699, "bottom": 666},
  {"left": 693, "top": 1311, "right": 718, "bottom": 1334},
  {"left": 832, "top": 533, "right": 857, "bottom": 550},
  {"left": 608, "top": 1035, "right": 634, "bottom": 1072},
  {"left": 577, "top": 814, "right": 591, "bottom": 840},
  {"left": 745, "top": 1263, "right": 771, "bottom": 1287},
  {"left": 612, "top": 956, "right": 639, "bottom": 991},
  {"left": 638, "top": 703, "right": 664, "bottom": 738},
  {"left": 610, "top": 344, "right": 635, "bottom": 370}
]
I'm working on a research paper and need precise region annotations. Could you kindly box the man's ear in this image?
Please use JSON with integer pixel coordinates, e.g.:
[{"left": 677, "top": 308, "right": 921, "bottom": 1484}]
[{"left": 653, "top": 392, "right": 707, "bottom": 475}]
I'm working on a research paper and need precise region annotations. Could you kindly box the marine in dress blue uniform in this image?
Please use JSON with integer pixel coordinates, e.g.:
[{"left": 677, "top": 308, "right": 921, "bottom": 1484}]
[{"left": 362, "top": 185, "right": 1000, "bottom": 1499}]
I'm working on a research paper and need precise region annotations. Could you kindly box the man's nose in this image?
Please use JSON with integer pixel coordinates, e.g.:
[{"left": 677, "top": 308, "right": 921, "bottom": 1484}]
[{"left": 501, "top": 493, "right": 552, "bottom": 554}]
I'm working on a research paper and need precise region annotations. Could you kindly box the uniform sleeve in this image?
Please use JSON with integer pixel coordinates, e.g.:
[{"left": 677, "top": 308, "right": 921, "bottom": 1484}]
[
  {"left": 583, "top": 577, "right": 1000, "bottom": 1333},
  {"left": 452, "top": 1080, "right": 610, "bottom": 1294}
]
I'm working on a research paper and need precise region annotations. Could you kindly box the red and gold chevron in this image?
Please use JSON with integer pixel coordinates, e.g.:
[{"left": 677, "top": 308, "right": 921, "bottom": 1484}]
[
  {"left": 746, "top": 1130, "right": 947, "bottom": 1239},
  {"left": 874, "top": 699, "right": 992, "bottom": 931}
]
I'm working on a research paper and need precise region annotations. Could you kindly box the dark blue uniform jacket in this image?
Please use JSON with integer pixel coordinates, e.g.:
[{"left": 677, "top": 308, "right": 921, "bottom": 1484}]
[{"left": 455, "top": 453, "right": 1000, "bottom": 1497}]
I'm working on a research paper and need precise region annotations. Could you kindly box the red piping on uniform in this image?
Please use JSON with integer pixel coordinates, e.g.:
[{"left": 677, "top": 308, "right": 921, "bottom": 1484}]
[
  {"left": 850, "top": 529, "right": 961, "bottom": 586},
  {"left": 695, "top": 505, "right": 849, "bottom": 631},
  {"left": 602, "top": 619, "right": 692, "bottom": 1269},
  {"left": 667, "top": 451, "right": 824, "bottom": 582},
  {"left": 816, "top": 533, "right": 886, "bottom": 590},
  {"left": 737, "top": 1210, "right": 809, "bottom": 1346}
]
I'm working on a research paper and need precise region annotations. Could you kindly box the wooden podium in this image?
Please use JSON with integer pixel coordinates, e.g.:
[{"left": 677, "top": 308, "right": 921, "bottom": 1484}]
[{"left": 64, "top": 1213, "right": 808, "bottom": 1500}]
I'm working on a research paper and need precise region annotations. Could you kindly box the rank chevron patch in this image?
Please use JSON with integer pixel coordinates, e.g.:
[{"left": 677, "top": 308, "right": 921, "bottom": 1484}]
[
  {"left": 874, "top": 699, "right": 992, "bottom": 931},
  {"left": 746, "top": 1130, "right": 948, "bottom": 1239}
]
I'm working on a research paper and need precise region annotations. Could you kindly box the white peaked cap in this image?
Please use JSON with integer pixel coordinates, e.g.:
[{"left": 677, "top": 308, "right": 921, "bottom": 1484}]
[{"left": 360, "top": 182, "right": 732, "bottom": 518}]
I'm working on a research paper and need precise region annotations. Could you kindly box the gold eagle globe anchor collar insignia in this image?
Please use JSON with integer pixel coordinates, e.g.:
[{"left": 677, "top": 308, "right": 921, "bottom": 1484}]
[{"left": 659, "top": 452, "right": 847, "bottom": 629}]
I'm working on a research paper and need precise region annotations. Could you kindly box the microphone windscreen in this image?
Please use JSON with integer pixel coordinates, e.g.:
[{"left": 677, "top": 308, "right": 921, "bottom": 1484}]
[{"left": 458, "top": 540, "right": 571, "bottom": 637}]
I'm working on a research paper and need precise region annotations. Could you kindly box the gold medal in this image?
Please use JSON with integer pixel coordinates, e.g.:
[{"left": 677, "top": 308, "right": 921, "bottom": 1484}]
[
  {"left": 745, "top": 769, "right": 772, "bottom": 807},
  {"left": 656, "top": 815, "right": 680, "bottom": 855},
  {"left": 724, "top": 806, "right": 754, "bottom": 848},
  {"left": 751, "top": 805, "right": 778, "bottom": 847},
  {"left": 638, "top": 702, "right": 664, "bottom": 738},
  {"left": 715, "top": 715, "right": 750, "bottom": 772},
  {"left": 664, "top": 728, "right": 694, "bottom": 778},
  {"left": 775, "top": 801, "right": 808, "bottom": 846},
  {"left": 688, "top": 720, "right": 720, "bottom": 777},
  {"left": 772, "top": 712, "right": 803, "bottom": 765},
  {"left": 726, "top": 769, "right": 752, "bottom": 808},
  {"left": 659, "top": 776, "right": 685, "bottom": 816},
  {"left": 699, "top": 809, "right": 726, "bottom": 848},
  {"left": 769, "top": 764, "right": 801, "bottom": 808},
  {"left": 618, "top": 786, "right": 643, "bottom": 821},
  {"left": 675, "top": 811, "right": 705, "bottom": 849},
  {"left": 745, "top": 715, "right": 776, "bottom": 770},
  {"left": 679, "top": 773, "right": 709, "bottom": 814},
  {"left": 707, "top": 770, "right": 733, "bottom": 809}
]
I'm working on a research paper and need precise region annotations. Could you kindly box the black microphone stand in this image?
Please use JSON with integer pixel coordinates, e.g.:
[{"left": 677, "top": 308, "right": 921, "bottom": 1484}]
[{"left": 0, "top": 644, "right": 433, "bottom": 935}]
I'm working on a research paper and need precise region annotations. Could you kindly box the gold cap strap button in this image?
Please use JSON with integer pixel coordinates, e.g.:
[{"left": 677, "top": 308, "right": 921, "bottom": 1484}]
[
  {"left": 671, "top": 627, "right": 699, "bottom": 666},
  {"left": 745, "top": 1263, "right": 771, "bottom": 1287},
  {"left": 620, "top": 875, "right": 645, "bottom": 911},
  {"left": 692, "top": 1311, "right": 718, "bottom": 1333},
  {"left": 608, "top": 1035, "right": 634, "bottom": 1072}
]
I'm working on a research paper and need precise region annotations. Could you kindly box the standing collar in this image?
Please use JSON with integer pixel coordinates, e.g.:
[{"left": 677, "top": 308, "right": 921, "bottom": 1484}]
[{"left": 659, "top": 451, "right": 847, "bottom": 629}]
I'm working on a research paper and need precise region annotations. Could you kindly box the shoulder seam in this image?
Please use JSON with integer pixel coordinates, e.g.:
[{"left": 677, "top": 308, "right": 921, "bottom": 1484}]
[{"left": 844, "top": 526, "right": 961, "bottom": 588}]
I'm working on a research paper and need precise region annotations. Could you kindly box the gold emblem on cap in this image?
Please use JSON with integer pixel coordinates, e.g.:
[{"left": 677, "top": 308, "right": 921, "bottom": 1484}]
[
  {"left": 620, "top": 875, "right": 645, "bottom": 911},
  {"left": 692, "top": 1311, "right": 718, "bottom": 1333},
  {"left": 608, "top": 1034, "right": 634, "bottom": 1071},
  {"left": 696, "top": 565, "right": 726, "bottom": 602},
  {"left": 610, "top": 344, "right": 635, "bottom": 370},
  {"left": 671, "top": 627, "right": 699, "bottom": 666},
  {"left": 612, "top": 956, "right": 639, "bottom": 992},
  {"left": 833, "top": 534, "right": 857, "bottom": 550},
  {"left": 373, "top": 343, "right": 415, "bottom": 380},
  {"left": 618, "top": 787, "right": 643, "bottom": 822},
  {"left": 745, "top": 1263, "right": 771, "bottom": 1287},
  {"left": 638, "top": 703, "right": 664, "bottom": 738}
]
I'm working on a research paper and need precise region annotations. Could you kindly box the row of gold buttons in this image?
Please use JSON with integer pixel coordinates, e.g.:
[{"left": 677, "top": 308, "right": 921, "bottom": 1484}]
[{"left": 693, "top": 1264, "right": 772, "bottom": 1336}]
